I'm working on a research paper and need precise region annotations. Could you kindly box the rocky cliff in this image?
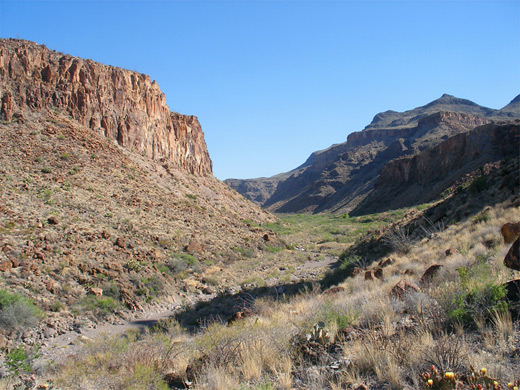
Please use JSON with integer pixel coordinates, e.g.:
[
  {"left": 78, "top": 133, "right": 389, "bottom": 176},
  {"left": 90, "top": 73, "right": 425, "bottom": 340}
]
[
  {"left": 352, "top": 121, "right": 520, "bottom": 214},
  {"left": 0, "top": 38, "right": 212, "bottom": 175},
  {"left": 227, "top": 94, "right": 520, "bottom": 214}
]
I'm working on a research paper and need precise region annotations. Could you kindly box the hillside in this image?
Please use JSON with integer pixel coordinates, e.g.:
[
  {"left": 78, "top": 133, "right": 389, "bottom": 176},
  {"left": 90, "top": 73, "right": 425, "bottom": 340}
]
[
  {"left": 226, "top": 95, "right": 520, "bottom": 214},
  {"left": 0, "top": 39, "right": 275, "bottom": 345}
]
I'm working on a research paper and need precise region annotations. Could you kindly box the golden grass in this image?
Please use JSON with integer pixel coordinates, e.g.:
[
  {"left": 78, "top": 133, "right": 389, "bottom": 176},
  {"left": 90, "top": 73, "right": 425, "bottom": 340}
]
[{"left": 46, "top": 201, "right": 520, "bottom": 389}]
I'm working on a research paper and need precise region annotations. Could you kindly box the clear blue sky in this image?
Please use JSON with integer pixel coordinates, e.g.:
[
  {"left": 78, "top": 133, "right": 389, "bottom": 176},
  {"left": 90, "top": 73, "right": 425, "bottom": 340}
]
[{"left": 1, "top": 1, "right": 519, "bottom": 180}]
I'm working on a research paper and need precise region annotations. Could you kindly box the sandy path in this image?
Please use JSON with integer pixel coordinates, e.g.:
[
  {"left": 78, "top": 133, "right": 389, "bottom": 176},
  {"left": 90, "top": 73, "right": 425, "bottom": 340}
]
[{"left": 29, "top": 253, "right": 339, "bottom": 369}]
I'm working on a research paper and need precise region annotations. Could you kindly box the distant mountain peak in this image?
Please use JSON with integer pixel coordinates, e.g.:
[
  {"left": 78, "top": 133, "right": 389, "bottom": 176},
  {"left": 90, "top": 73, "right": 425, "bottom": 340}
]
[
  {"left": 508, "top": 94, "right": 520, "bottom": 105},
  {"left": 425, "top": 94, "right": 479, "bottom": 108}
]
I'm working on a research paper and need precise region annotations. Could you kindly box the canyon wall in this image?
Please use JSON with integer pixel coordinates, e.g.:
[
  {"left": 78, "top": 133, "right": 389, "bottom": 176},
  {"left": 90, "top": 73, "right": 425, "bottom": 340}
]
[{"left": 0, "top": 39, "right": 212, "bottom": 175}]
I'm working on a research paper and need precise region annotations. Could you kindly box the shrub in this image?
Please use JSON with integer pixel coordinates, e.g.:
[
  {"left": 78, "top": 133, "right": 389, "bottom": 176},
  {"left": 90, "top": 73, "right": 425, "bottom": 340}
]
[
  {"left": 101, "top": 281, "right": 121, "bottom": 301},
  {"left": 168, "top": 252, "right": 200, "bottom": 273},
  {"left": 265, "top": 245, "right": 283, "bottom": 253},
  {"left": 167, "top": 257, "right": 188, "bottom": 274},
  {"left": 78, "top": 295, "right": 119, "bottom": 318},
  {"left": 444, "top": 264, "right": 509, "bottom": 327},
  {"left": 384, "top": 227, "right": 415, "bottom": 254},
  {"left": 0, "top": 290, "right": 43, "bottom": 332},
  {"left": 141, "top": 276, "right": 164, "bottom": 297},
  {"left": 469, "top": 175, "right": 487, "bottom": 194},
  {"left": 126, "top": 259, "right": 143, "bottom": 272},
  {"left": 5, "top": 345, "right": 40, "bottom": 375}
]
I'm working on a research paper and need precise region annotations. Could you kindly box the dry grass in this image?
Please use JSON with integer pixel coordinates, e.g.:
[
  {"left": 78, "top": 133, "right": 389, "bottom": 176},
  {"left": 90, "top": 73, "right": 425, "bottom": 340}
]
[{"left": 36, "top": 201, "right": 520, "bottom": 389}]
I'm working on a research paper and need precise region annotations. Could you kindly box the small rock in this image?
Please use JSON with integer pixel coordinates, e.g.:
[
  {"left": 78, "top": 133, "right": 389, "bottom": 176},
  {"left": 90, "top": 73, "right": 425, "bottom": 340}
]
[
  {"left": 202, "top": 285, "right": 216, "bottom": 295},
  {"left": 324, "top": 286, "right": 345, "bottom": 295},
  {"left": 47, "top": 216, "right": 59, "bottom": 225},
  {"left": 351, "top": 267, "right": 363, "bottom": 276},
  {"left": 391, "top": 280, "right": 420, "bottom": 299},
  {"left": 445, "top": 248, "right": 459, "bottom": 256},
  {"left": 373, "top": 267, "right": 383, "bottom": 279},
  {"left": 0, "top": 259, "right": 13, "bottom": 272},
  {"left": 378, "top": 258, "right": 394, "bottom": 268},
  {"left": 185, "top": 239, "right": 203, "bottom": 254},
  {"left": 90, "top": 287, "right": 103, "bottom": 297},
  {"left": 114, "top": 237, "right": 126, "bottom": 248}
]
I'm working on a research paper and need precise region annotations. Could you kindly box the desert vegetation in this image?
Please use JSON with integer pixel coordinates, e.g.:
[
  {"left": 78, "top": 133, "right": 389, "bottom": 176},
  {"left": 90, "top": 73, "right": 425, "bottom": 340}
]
[{"left": 5, "top": 198, "right": 516, "bottom": 390}]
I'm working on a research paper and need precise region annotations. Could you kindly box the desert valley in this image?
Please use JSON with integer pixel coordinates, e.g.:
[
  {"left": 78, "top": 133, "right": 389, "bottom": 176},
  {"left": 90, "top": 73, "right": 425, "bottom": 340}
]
[{"left": 0, "top": 38, "right": 519, "bottom": 390}]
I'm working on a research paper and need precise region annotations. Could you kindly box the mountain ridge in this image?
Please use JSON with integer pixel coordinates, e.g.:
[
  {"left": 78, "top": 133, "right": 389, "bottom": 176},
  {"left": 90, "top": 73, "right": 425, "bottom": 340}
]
[{"left": 226, "top": 94, "right": 520, "bottom": 214}]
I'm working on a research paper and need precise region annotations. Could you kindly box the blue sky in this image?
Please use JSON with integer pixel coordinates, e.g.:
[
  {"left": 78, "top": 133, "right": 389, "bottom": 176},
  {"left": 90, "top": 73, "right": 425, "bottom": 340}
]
[{"left": 1, "top": 1, "right": 519, "bottom": 180}]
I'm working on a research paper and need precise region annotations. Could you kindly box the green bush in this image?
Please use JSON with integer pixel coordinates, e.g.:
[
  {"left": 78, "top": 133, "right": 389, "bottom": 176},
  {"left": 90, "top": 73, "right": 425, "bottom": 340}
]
[
  {"left": 446, "top": 264, "right": 509, "bottom": 326},
  {"left": 168, "top": 252, "right": 200, "bottom": 273},
  {"left": 5, "top": 345, "right": 40, "bottom": 375},
  {"left": 469, "top": 175, "right": 487, "bottom": 194},
  {"left": 79, "top": 295, "right": 119, "bottom": 318},
  {"left": 101, "top": 281, "right": 121, "bottom": 301},
  {"left": 320, "top": 301, "right": 358, "bottom": 329},
  {"left": 0, "top": 290, "right": 43, "bottom": 331},
  {"left": 140, "top": 276, "right": 164, "bottom": 297}
]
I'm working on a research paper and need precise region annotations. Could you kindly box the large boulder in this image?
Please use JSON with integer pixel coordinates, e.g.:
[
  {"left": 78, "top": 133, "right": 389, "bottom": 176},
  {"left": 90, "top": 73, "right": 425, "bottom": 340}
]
[
  {"left": 420, "top": 264, "right": 444, "bottom": 286},
  {"left": 504, "top": 238, "right": 520, "bottom": 271},
  {"left": 501, "top": 222, "right": 520, "bottom": 244}
]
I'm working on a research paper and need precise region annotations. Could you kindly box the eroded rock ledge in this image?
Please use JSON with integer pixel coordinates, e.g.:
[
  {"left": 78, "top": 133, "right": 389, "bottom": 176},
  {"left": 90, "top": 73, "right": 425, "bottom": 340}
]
[{"left": 0, "top": 38, "right": 212, "bottom": 176}]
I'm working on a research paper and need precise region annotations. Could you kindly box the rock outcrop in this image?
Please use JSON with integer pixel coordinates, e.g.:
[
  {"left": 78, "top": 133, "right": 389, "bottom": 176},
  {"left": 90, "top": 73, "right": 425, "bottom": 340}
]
[
  {"left": 0, "top": 38, "right": 212, "bottom": 175},
  {"left": 504, "top": 238, "right": 520, "bottom": 271},
  {"left": 354, "top": 121, "right": 520, "bottom": 214}
]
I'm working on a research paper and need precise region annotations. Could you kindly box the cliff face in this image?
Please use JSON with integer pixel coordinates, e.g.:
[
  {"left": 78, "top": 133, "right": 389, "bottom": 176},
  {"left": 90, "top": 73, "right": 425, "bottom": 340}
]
[
  {"left": 352, "top": 121, "right": 520, "bottom": 214},
  {"left": 376, "top": 122, "right": 519, "bottom": 187},
  {"left": 227, "top": 94, "right": 519, "bottom": 214},
  {"left": 0, "top": 39, "right": 212, "bottom": 175}
]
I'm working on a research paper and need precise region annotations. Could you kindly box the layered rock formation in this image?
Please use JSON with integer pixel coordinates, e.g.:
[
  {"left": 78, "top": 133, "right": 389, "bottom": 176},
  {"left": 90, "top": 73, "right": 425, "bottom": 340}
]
[
  {"left": 0, "top": 38, "right": 212, "bottom": 175},
  {"left": 353, "top": 121, "right": 520, "bottom": 214},
  {"left": 227, "top": 94, "right": 520, "bottom": 214}
]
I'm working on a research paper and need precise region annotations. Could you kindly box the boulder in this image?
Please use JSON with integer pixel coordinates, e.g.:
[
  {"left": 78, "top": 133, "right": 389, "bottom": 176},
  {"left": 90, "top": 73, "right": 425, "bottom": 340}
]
[
  {"left": 0, "top": 259, "right": 12, "bottom": 272},
  {"left": 501, "top": 222, "right": 520, "bottom": 244},
  {"left": 504, "top": 238, "right": 520, "bottom": 271},
  {"left": 420, "top": 264, "right": 444, "bottom": 286},
  {"left": 391, "top": 280, "right": 421, "bottom": 299},
  {"left": 378, "top": 258, "right": 394, "bottom": 268},
  {"left": 364, "top": 268, "right": 383, "bottom": 281},
  {"left": 445, "top": 248, "right": 459, "bottom": 257},
  {"left": 185, "top": 239, "right": 203, "bottom": 254},
  {"left": 324, "top": 286, "right": 345, "bottom": 295},
  {"left": 504, "top": 279, "right": 520, "bottom": 318},
  {"left": 90, "top": 287, "right": 103, "bottom": 297}
]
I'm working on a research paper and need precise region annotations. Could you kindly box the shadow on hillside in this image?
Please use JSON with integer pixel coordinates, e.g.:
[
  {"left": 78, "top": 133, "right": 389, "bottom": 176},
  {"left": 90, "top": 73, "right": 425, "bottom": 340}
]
[
  {"left": 172, "top": 160, "right": 520, "bottom": 332},
  {"left": 173, "top": 281, "right": 315, "bottom": 331}
]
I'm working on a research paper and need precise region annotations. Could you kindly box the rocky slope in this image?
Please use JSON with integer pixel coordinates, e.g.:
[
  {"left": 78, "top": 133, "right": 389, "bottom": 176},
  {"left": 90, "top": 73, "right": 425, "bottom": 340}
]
[
  {"left": 353, "top": 121, "right": 520, "bottom": 214},
  {"left": 226, "top": 94, "right": 520, "bottom": 214},
  {"left": 0, "top": 38, "right": 212, "bottom": 175},
  {"left": 0, "top": 40, "right": 276, "bottom": 346}
]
